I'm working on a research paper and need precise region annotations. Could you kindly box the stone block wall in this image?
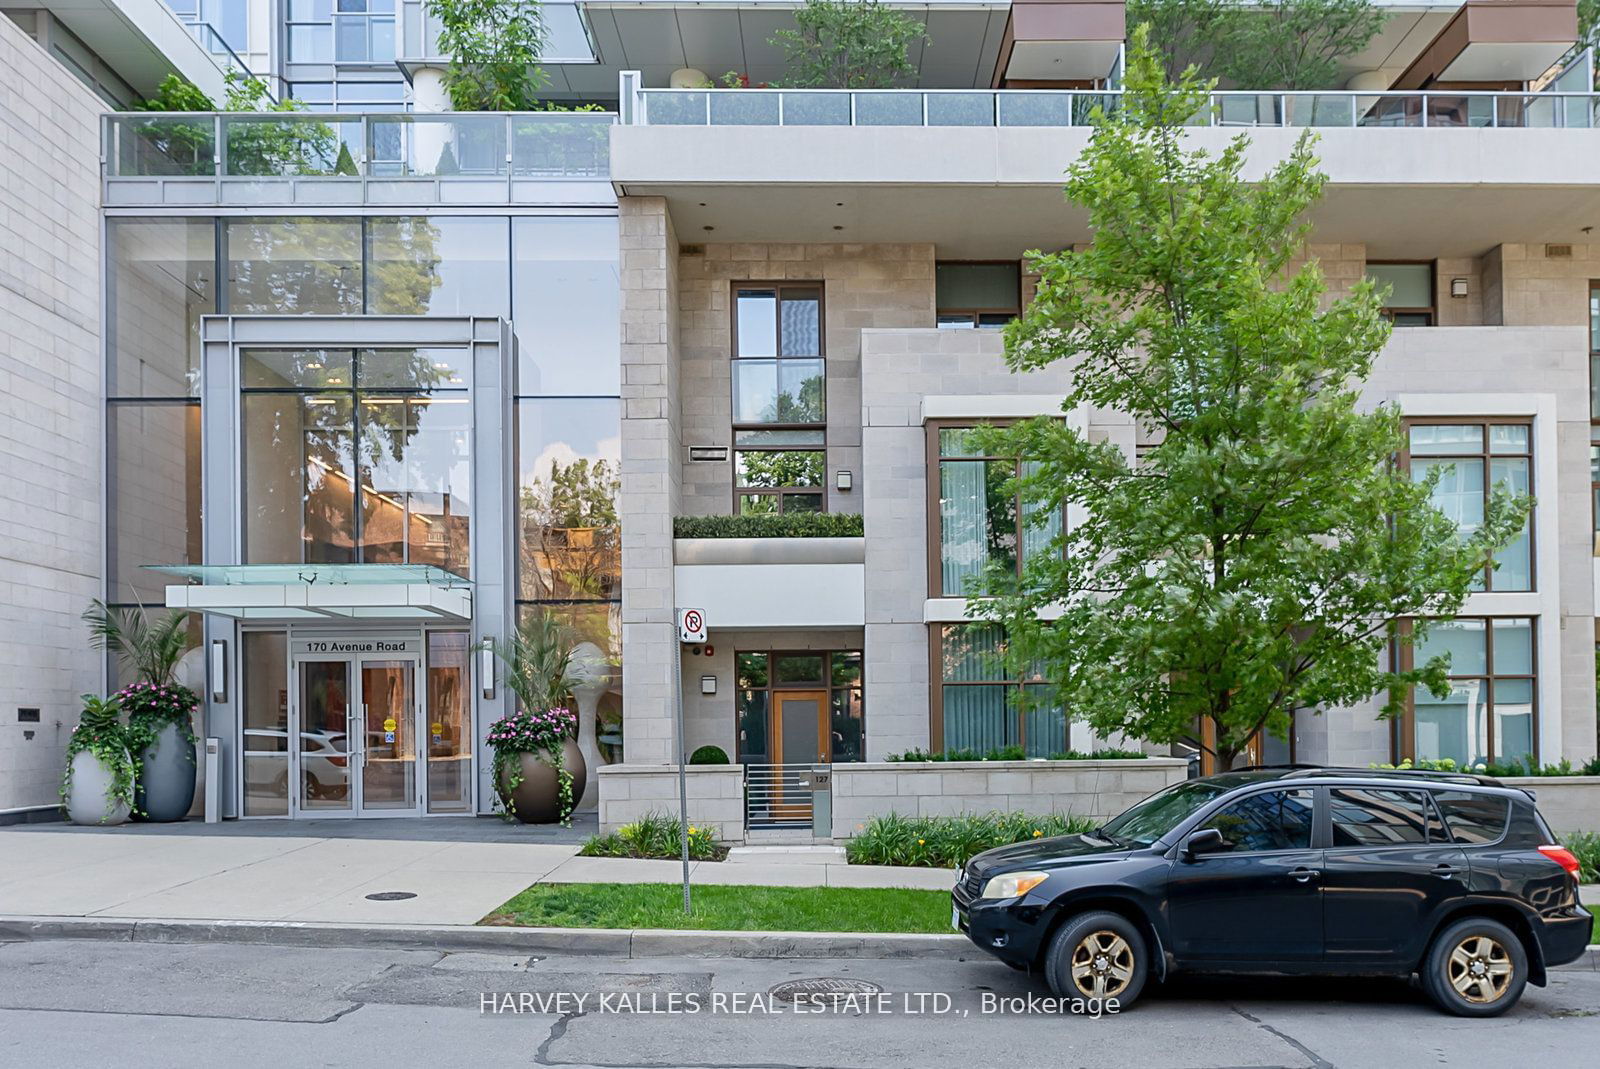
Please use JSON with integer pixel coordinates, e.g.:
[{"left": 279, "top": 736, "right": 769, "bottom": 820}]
[
  {"left": 1502, "top": 777, "right": 1600, "bottom": 836},
  {"left": 0, "top": 17, "right": 104, "bottom": 813},
  {"left": 830, "top": 759, "right": 1190, "bottom": 837},
  {"left": 597, "top": 763, "right": 747, "bottom": 842}
]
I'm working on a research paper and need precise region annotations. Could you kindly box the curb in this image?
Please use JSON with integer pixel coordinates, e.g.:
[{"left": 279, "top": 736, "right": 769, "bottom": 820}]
[{"left": 0, "top": 915, "right": 976, "bottom": 960}]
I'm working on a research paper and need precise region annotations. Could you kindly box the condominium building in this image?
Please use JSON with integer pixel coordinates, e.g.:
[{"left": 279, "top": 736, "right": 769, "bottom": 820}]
[{"left": 2, "top": 0, "right": 1597, "bottom": 832}]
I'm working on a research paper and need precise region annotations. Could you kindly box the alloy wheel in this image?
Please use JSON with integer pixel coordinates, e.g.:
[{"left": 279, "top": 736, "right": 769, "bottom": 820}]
[
  {"left": 1446, "top": 934, "right": 1513, "bottom": 1004},
  {"left": 1069, "top": 929, "right": 1135, "bottom": 999}
]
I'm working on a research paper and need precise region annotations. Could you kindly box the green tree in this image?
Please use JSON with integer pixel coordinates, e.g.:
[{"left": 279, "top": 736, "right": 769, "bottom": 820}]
[
  {"left": 1127, "top": 0, "right": 1383, "bottom": 90},
  {"left": 771, "top": 0, "right": 929, "bottom": 89},
  {"left": 974, "top": 30, "right": 1528, "bottom": 769},
  {"left": 131, "top": 70, "right": 337, "bottom": 176},
  {"left": 426, "top": 0, "right": 549, "bottom": 110}
]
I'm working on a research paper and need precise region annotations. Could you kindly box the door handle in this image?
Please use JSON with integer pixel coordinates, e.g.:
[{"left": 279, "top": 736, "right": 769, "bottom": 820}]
[
  {"left": 1433, "top": 863, "right": 1460, "bottom": 879},
  {"left": 1290, "top": 867, "right": 1321, "bottom": 883}
]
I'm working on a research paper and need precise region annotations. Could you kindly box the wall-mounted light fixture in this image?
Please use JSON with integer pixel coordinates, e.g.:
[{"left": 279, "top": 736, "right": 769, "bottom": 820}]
[
  {"left": 700, "top": 675, "right": 718, "bottom": 695},
  {"left": 1450, "top": 278, "right": 1469, "bottom": 298},
  {"left": 209, "top": 640, "right": 228, "bottom": 702},
  {"left": 479, "top": 647, "right": 496, "bottom": 699},
  {"left": 836, "top": 469, "right": 853, "bottom": 492}
]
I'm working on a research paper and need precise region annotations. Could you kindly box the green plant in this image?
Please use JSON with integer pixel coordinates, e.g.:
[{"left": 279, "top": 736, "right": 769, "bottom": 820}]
[
  {"left": 1563, "top": 831, "right": 1600, "bottom": 884},
  {"left": 1128, "top": 0, "right": 1384, "bottom": 90},
  {"left": 483, "top": 612, "right": 579, "bottom": 822},
  {"left": 973, "top": 28, "right": 1528, "bottom": 771},
  {"left": 770, "top": 0, "right": 928, "bottom": 88},
  {"left": 578, "top": 812, "right": 726, "bottom": 861},
  {"left": 427, "top": 0, "right": 549, "bottom": 110},
  {"left": 689, "top": 745, "right": 730, "bottom": 765},
  {"left": 117, "top": 681, "right": 200, "bottom": 783},
  {"left": 886, "top": 746, "right": 1148, "bottom": 762},
  {"left": 1050, "top": 747, "right": 1150, "bottom": 761},
  {"left": 82, "top": 600, "right": 190, "bottom": 685},
  {"left": 130, "top": 70, "right": 338, "bottom": 177},
  {"left": 1371, "top": 758, "right": 1468, "bottom": 773},
  {"left": 1584, "top": 755, "right": 1600, "bottom": 777},
  {"left": 672, "top": 513, "right": 864, "bottom": 539},
  {"left": 844, "top": 812, "right": 1097, "bottom": 868},
  {"left": 59, "top": 695, "right": 136, "bottom": 822}
]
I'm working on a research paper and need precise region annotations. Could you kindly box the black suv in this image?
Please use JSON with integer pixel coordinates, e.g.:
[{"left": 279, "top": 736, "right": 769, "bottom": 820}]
[{"left": 952, "top": 767, "right": 1591, "bottom": 1016}]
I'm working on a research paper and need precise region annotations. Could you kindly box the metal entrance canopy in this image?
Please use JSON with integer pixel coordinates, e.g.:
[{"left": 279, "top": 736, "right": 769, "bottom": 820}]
[{"left": 146, "top": 564, "right": 473, "bottom": 621}]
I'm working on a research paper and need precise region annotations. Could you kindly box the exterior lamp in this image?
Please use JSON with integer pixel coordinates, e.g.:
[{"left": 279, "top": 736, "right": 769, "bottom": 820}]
[
  {"left": 1450, "top": 278, "right": 1469, "bottom": 298},
  {"left": 479, "top": 647, "right": 496, "bottom": 699},
  {"left": 836, "top": 470, "right": 853, "bottom": 492},
  {"left": 209, "top": 640, "right": 228, "bottom": 702},
  {"left": 700, "top": 675, "right": 718, "bottom": 695}
]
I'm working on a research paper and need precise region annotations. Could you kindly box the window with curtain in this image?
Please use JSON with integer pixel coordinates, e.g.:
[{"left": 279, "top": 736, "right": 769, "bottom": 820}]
[
  {"left": 732, "top": 284, "right": 825, "bottom": 514},
  {"left": 1404, "top": 617, "right": 1536, "bottom": 767},
  {"left": 1366, "top": 262, "right": 1434, "bottom": 326},
  {"left": 933, "top": 424, "right": 1061, "bottom": 597},
  {"left": 936, "top": 261, "right": 1020, "bottom": 328},
  {"left": 1405, "top": 421, "right": 1531, "bottom": 591},
  {"left": 935, "top": 623, "right": 1066, "bottom": 757}
]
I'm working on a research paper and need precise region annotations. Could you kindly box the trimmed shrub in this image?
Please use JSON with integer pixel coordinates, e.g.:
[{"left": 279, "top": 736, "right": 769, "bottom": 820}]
[
  {"left": 689, "top": 745, "right": 730, "bottom": 765},
  {"left": 673, "top": 513, "right": 864, "bottom": 539},
  {"left": 844, "top": 811, "right": 1097, "bottom": 868},
  {"left": 579, "top": 812, "right": 726, "bottom": 861},
  {"left": 1564, "top": 831, "right": 1599, "bottom": 884}
]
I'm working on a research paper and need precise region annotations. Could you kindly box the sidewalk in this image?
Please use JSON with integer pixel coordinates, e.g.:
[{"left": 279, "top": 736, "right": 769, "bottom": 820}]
[{"left": 0, "top": 825, "right": 953, "bottom": 927}]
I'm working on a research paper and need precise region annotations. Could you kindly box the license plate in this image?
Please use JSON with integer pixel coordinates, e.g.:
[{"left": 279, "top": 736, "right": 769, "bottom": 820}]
[{"left": 951, "top": 905, "right": 961, "bottom": 931}]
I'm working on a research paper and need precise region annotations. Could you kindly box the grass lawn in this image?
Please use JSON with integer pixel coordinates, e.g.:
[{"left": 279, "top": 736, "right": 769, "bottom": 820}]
[
  {"left": 1588, "top": 905, "right": 1598, "bottom": 942},
  {"left": 482, "top": 883, "right": 952, "bottom": 934}
]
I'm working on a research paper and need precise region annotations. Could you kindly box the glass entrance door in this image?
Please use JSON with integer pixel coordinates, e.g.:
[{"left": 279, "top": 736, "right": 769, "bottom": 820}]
[
  {"left": 297, "top": 659, "right": 355, "bottom": 813},
  {"left": 358, "top": 658, "right": 420, "bottom": 814}
]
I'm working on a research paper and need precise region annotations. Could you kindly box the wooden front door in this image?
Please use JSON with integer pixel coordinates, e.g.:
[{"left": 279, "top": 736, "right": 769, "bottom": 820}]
[{"left": 772, "top": 690, "right": 828, "bottom": 819}]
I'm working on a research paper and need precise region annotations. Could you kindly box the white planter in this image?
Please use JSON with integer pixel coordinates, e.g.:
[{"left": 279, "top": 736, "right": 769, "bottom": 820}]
[{"left": 66, "top": 748, "right": 132, "bottom": 826}]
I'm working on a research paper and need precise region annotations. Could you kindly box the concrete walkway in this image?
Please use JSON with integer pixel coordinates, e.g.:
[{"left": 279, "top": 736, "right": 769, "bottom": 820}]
[{"left": 0, "top": 826, "right": 954, "bottom": 927}]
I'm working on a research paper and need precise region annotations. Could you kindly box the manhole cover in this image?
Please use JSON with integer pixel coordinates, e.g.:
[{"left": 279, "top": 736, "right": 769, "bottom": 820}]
[
  {"left": 364, "top": 891, "right": 418, "bottom": 901},
  {"left": 768, "top": 978, "right": 884, "bottom": 1003}
]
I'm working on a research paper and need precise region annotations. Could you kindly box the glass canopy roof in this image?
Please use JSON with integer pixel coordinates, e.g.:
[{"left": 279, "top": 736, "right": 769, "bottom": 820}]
[{"left": 144, "top": 564, "right": 471, "bottom": 587}]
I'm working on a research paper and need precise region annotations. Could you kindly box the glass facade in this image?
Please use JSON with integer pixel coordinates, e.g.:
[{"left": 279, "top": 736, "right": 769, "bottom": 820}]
[
  {"left": 1407, "top": 421, "right": 1531, "bottom": 591},
  {"left": 935, "top": 623, "right": 1066, "bottom": 757},
  {"left": 1409, "top": 618, "right": 1536, "bottom": 767},
  {"left": 732, "top": 284, "right": 826, "bottom": 514},
  {"left": 934, "top": 425, "right": 1060, "bottom": 597}
]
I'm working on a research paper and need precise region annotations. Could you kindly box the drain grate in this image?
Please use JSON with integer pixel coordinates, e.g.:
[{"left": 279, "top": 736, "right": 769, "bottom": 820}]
[
  {"left": 364, "top": 891, "right": 418, "bottom": 901},
  {"left": 768, "top": 977, "right": 884, "bottom": 1003}
]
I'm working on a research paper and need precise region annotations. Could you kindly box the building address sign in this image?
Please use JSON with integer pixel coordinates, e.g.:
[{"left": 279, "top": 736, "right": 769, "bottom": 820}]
[{"left": 290, "top": 637, "right": 421, "bottom": 656}]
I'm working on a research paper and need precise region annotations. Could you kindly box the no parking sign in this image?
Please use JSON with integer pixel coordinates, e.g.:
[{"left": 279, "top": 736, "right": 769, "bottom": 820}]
[{"left": 677, "top": 608, "right": 707, "bottom": 644}]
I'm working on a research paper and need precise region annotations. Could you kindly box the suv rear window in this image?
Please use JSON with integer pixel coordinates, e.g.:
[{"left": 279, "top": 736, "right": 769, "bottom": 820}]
[
  {"left": 1330, "top": 788, "right": 1441, "bottom": 846},
  {"left": 1432, "top": 791, "right": 1508, "bottom": 844}
]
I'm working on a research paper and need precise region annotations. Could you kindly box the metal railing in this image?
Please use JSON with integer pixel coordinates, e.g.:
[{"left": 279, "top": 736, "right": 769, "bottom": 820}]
[
  {"left": 104, "top": 111, "right": 614, "bottom": 180},
  {"left": 744, "top": 763, "right": 821, "bottom": 831},
  {"left": 627, "top": 82, "right": 1600, "bottom": 130}
]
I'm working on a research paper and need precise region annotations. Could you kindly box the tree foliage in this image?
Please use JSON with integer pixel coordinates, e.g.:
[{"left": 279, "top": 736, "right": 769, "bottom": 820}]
[
  {"left": 427, "top": 0, "right": 549, "bottom": 110},
  {"left": 771, "top": 0, "right": 929, "bottom": 89},
  {"left": 974, "top": 30, "right": 1528, "bottom": 767},
  {"left": 1128, "top": 0, "right": 1384, "bottom": 89},
  {"left": 131, "top": 70, "right": 338, "bottom": 176}
]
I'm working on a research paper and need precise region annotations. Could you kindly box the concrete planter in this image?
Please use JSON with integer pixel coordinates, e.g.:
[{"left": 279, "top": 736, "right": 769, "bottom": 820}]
[
  {"left": 135, "top": 721, "right": 196, "bottom": 823},
  {"left": 65, "top": 749, "right": 132, "bottom": 826},
  {"left": 495, "top": 739, "right": 587, "bottom": 824}
]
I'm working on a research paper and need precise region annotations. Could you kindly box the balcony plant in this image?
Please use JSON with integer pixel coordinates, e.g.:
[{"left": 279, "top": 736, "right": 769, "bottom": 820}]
[
  {"left": 125, "top": 70, "right": 340, "bottom": 178},
  {"left": 426, "top": 0, "right": 548, "bottom": 111},
  {"left": 83, "top": 601, "right": 199, "bottom": 822},
  {"left": 484, "top": 612, "right": 585, "bottom": 823},
  {"left": 770, "top": 0, "right": 929, "bottom": 89},
  {"left": 61, "top": 695, "right": 135, "bottom": 826},
  {"left": 672, "top": 513, "right": 864, "bottom": 539}
]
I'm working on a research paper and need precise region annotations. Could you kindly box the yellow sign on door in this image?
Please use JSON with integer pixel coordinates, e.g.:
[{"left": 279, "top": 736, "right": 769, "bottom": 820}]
[{"left": 383, "top": 717, "right": 397, "bottom": 733}]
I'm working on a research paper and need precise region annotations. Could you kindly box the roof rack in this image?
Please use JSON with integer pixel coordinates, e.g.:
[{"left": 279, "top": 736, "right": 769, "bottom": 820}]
[{"left": 1235, "top": 764, "right": 1504, "bottom": 788}]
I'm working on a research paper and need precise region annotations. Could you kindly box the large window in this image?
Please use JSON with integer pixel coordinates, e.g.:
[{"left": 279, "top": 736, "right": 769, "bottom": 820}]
[
  {"left": 931, "top": 424, "right": 1060, "bottom": 597},
  {"left": 933, "top": 623, "right": 1066, "bottom": 757},
  {"left": 1366, "top": 261, "right": 1434, "bottom": 326},
  {"left": 332, "top": 0, "right": 395, "bottom": 63},
  {"left": 513, "top": 217, "right": 620, "bottom": 394},
  {"left": 936, "top": 261, "right": 1020, "bottom": 328},
  {"left": 367, "top": 217, "right": 509, "bottom": 316},
  {"left": 1401, "top": 617, "right": 1536, "bottom": 767},
  {"left": 517, "top": 398, "right": 620, "bottom": 601},
  {"left": 108, "top": 402, "right": 201, "bottom": 603},
  {"left": 736, "top": 651, "right": 863, "bottom": 764},
  {"left": 107, "top": 218, "right": 216, "bottom": 398},
  {"left": 732, "top": 284, "right": 825, "bottom": 515},
  {"left": 1405, "top": 421, "right": 1531, "bottom": 591},
  {"left": 1590, "top": 283, "right": 1600, "bottom": 553},
  {"left": 240, "top": 348, "right": 471, "bottom": 573},
  {"left": 227, "top": 218, "right": 364, "bottom": 315}
]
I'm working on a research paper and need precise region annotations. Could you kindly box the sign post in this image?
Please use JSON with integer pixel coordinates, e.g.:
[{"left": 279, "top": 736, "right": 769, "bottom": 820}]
[{"left": 673, "top": 608, "right": 706, "bottom": 914}]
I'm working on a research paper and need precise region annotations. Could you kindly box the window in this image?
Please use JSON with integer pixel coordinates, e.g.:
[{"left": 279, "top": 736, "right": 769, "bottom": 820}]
[
  {"left": 936, "top": 261, "right": 1020, "bottom": 328},
  {"left": 240, "top": 347, "right": 471, "bottom": 574},
  {"left": 517, "top": 398, "right": 620, "bottom": 600},
  {"left": 1405, "top": 421, "right": 1531, "bottom": 591},
  {"left": 108, "top": 218, "right": 216, "bottom": 398},
  {"left": 366, "top": 217, "right": 509, "bottom": 317},
  {"left": 932, "top": 424, "right": 1061, "bottom": 597},
  {"left": 1366, "top": 262, "right": 1434, "bottom": 326},
  {"left": 736, "top": 651, "right": 863, "bottom": 764},
  {"left": 1402, "top": 617, "right": 1536, "bottom": 767},
  {"left": 333, "top": 0, "right": 395, "bottom": 63},
  {"left": 1432, "top": 790, "right": 1509, "bottom": 845},
  {"left": 732, "top": 284, "right": 825, "bottom": 514},
  {"left": 513, "top": 217, "right": 620, "bottom": 395},
  {"left": 286, "top": 0, "right": 333, "bottom": 63},
  {"left": 1329, "top": 788, "right": 1442, "bottom": 846},
  {"left": 933, "top": 623, "right": 1066, "bottom": 757},
  {"left": 1199, "top": 788, "right": 1315, "bottom": 852}
]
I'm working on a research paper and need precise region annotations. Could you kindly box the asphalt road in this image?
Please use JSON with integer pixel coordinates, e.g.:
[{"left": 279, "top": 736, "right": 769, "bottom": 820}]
[{"left": 0, "top": 938, "right": 1596, "bottom": 1068}]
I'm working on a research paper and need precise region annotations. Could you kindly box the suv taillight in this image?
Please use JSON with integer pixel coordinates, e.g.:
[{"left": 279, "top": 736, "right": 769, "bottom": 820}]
[{"left": 1536, "top": 844, "right": 1582, "bottom": 880}]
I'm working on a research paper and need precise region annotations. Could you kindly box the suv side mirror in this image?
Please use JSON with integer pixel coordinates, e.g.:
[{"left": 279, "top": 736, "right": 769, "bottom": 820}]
[{"left": 1182, "top": 827, "right": 1228, "bottom": 861}]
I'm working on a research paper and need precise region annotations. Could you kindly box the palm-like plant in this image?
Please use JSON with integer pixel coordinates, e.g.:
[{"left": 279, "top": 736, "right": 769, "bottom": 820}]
[
  {"left": 485, "top": 611, "right": 576, "bottom": 714},
  {"left": 82, "top": 599, "right": 190, "bottom": 685}
]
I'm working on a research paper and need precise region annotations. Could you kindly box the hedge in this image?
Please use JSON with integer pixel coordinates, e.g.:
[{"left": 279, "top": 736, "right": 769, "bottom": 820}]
[{"left": 673, "top": 513, "right": 864, "bottom": 539}]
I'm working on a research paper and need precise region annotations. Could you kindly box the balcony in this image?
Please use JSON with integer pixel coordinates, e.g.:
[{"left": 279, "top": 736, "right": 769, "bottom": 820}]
[
  {"left": 673, "top": 523, "right": 866, "bottom": 630},
  {"left": 103, "top": 111, "right": 614, "bottom": 208}
]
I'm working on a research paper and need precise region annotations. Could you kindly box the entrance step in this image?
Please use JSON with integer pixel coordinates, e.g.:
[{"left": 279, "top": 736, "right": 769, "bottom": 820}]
[
  {"left": 725, "top": 845, "right": 845, "bottom": 865},
  {"left": 742, "top": 827, "right": 827, "bottom": 847}
]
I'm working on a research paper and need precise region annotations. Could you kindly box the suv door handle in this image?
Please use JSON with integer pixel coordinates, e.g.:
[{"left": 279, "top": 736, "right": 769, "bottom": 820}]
[
  {"left": 1433, "top": 863, "right": 1460, "bottom": 879},
  {"left": 1290, "top": 867, "right": 1321, "bottom": 883}
]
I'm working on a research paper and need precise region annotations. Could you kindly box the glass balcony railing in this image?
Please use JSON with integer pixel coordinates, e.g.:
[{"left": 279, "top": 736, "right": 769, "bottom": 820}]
[
  {"left": 629, "top": 86, "right": 1600, "bottom": 130},
  {"left": 104, "top": 111, "right": 614, "bottom": 179}
]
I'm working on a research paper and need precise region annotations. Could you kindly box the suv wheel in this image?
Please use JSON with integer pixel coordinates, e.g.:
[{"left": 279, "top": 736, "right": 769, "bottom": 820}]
[
  {"left": 1044, "top": 911, "right": 1148, "bottom": 1010},
  {"left": 1420, "top": 917, "right": 1528, "bottom": 1017}
]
